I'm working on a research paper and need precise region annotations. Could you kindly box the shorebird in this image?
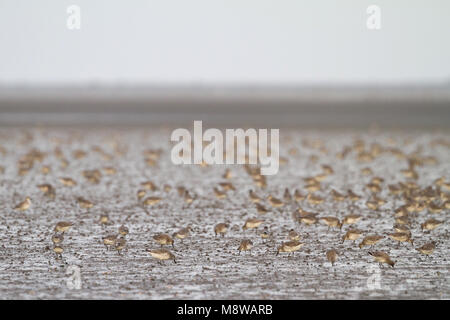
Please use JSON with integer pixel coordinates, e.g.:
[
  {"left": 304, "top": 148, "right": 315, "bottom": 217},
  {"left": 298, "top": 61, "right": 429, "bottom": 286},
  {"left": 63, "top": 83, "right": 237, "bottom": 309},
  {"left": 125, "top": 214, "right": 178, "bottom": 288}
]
[
  {"left": 249, "top": 190, "right": 261, "bottom": 203},
  {"left": 393, "top": 224, "right": 411, "bottom": 234},
  {"left": 115, "top": 238, "right": 126, "bottom": 255},
  {"left": 421, "top": 218, "right": 443, "bottom": 231},
  {"left": 322, "top": 164, "right": 334, "bottom": 175},
  {"left": 141, "top": 181, "right": 157, "bottom": 191},
  {"left": 428, "top": 202, "right": 443, "bottom": 213},
  {"left": 287, "top": 229, "right": 300, "bottom": 241},
  {"left": 103, "top": 167, "right": 117, "bottom": 175},
  {"left": 143, "top": 196, "right": 162, "bottom": 206},
  {"left": 59, "top": 177, "right": 77, "bottom": 186},
  {"left": 326, "top": 249, "right": 338, "bottom": 266},
  {"left": 238, "top": 239, "right": 253, "bottom": 254},
  {"left": 153, "top": 234, "right": 174, "bottom": 247},
  {"left": 366, "top": 200, "right": 379, "bottom": 210},
  {"left": 219, "top": 182, "right": 235, "bottom": 191},
  {"left": 307, "top": 193, "right": 324, "bottom": 205},
  {"left": 255, "top": 203, "right": 269, "bottom": 214},
  {"left": 277, "top": 240, "right": 303, "bottom": 256},
  {"left": 73, "top": 149, "right": 87, "bottom": 159},
  {"left": 213, "top": 187, "right": 227, "bottom": 199},
  {"left": 214, "top": 223, "right": 229, "bottom": 237},
  {"left": 259, "top": 226, "right": 270, "bottom": 241},
  {"left": 99, "top": 214, "right": 109, "bottom": 225},
  {"left": 283, "top": 188, "right": 292, "bottom": 202},
  {"left": 359, "top": 235, "right": 384, "bottom": 249},
  {"left": 388, "top": 232, "right": 414, "bottom": 245},
  {"left": 52, "top": 234, "right": 64, "bottom": 245},
  {"left": 54, "top": 221, "right": 73, "bottom": 233},
  {"left": 242, "top": 218, "right": 264, "bottom": 231},
  {"left": 394, "top": 206, "right": 409, "bottom": 217},
  {"left": 388, "top": 184, "right": 402, "bottom": 196},
  {"left": 314, "top": 173, "right": 328, "bottom": 182},
  {"left": 416, "top": 242, "right": 436, "bottom": 256},
  {"left": 148, "top": 248, "right": 176, "bottom": 263},
  {"left": 37, "top": 183, "right": 52, "bottom": 193},
  {"left": 103, "top": 235, "right": 117, "bottom": 250},
  {"left": 361, "top": 167, "right": 373, "bottom": 175},
  {"left": 299, "top": 214, "right": 318, "bottom": 226},
  {"left": 82, "top": 169, "right": 101, "bottom": 184},
  {"left": 341, "top": 214, "right": 362, "bottom": 228},
  {"left": 294, "top": 189, "right": 305, "bottom": 202},
  {"left": 14, "top": 197, "right": 31, "bottom": 211},
  {"left": 118, "top": 225, "right": 129, "bottom": 237},
  {"left": 444, "top": 201, "right": 450, "bottom": 209},
  {"left": 395, "top": 216, "right": 410, "bottom": 225},
  {"left": 173, "top": 227, "right": 192, "bottom": 241},
  {"left": 137, "top": 189, "right": 146, "bottom": 200},
  {"left": 331, "top": 189, "right": 346, "bottom": 202},
  {"left": 267, "top": 195, "right": 284, "bottom": 208},
  {"left": 371, "top": 176, "right": 384, "bottom": 185},
  {"left": 320, "top": 217, "right": 341, "bottom": 230},
  {"left": 184, "top": 191, "right": 194, "bottom": 204},
  {"left": 342, "top": 229, "right": 363, "bottom": 242},
  {"left": 368, "top": 251, "right": 395, "bottom": 268},
  {"left": 347, "top": 189, "right": 361, "bottom": 202},
  {"left": 223, "top": 168, "right": 232, "bottom": 179},
  {"left": 77, "top": 197, "right": 93, "bottom": 209},
  {"left": 53, "top": 246, "right": 64, "bottom": 259},
  {"left": 177, "top": 186, "right": 186, "bottom": 196}
]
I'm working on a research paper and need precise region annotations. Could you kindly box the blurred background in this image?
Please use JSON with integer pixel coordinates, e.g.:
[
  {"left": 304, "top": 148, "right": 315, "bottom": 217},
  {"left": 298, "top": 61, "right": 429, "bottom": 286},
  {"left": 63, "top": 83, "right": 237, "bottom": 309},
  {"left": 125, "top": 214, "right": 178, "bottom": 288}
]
[{"left": 0, "top": 0, "right": 449, "bottom": 127}]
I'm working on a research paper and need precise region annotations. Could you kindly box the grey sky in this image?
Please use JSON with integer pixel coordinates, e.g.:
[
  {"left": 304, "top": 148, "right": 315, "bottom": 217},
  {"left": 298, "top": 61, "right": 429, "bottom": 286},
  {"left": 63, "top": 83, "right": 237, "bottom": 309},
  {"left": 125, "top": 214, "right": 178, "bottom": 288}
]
[{"left": 0, "top": 0, "right": 449, "bottom": 85}]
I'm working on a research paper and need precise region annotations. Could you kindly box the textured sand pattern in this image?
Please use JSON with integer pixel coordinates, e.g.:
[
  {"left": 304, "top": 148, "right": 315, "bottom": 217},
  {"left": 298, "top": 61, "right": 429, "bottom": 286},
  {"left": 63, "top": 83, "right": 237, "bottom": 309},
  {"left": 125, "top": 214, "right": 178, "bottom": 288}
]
[{"left": 0, "top": 127, "right": 448, "bottom": 299}]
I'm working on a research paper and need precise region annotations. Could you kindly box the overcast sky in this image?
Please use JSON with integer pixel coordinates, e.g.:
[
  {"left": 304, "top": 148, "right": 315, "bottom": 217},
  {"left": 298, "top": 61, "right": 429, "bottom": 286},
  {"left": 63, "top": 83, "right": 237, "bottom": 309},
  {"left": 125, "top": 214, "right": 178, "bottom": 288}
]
[{"left": 0, "top": 0, "right": 449, "bottom": 85}]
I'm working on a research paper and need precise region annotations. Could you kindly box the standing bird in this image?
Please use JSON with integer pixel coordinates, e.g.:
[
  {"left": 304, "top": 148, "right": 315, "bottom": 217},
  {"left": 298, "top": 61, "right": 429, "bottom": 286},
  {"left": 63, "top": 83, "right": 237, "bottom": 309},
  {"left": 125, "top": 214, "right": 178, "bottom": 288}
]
[
  {"left": 368, "top": 251, "right": 395, "bottom": 268},
  {"left": 103, "top": 235, "right": 117, "bottom": 250},
  {"left": 238, "top": 239, "right": 253, "bottom": 255},
  {"left": 148, "top": 249, "right": 176, "bottom": 264},
  {"left": 416, "top": 242, "right": 436, "bottom": 256},
  {"left": 143, "top": 196, "right": 162, "bottom": 206},
  {"left": 340, "top": 214, "right": 362, "bottom": 229},
  {"left": 115, "top": 238, "right": 126, "bottom": 255},
  {"left": 320, "top": 217, "right": 341, "bottom": 230},
  {"left": 421, "top": 219, "right": 443, "bottom": 231},
  {"left": 14, "top": 197, "right": 31, "bottom": 211},
  {"left": 51, "top": 234, "right": 64, "bottom": 245},
  {"left": 359, "top": 235, "right": 384, "bottom": 249},
  {"left": 53, "top": 246, "right": 64, "bottom": 259},
  {"left": 214, "top": 223, "right": 229, "bottom": 237},
  {"left": 255, "top": 203, "right": 269, "bottom": 214},
  {"left": 388, "top": 232, "right": 414, "bottom": 246},
  {"left": 277, "top": 240, "right": 303, "bottom": 256},
  {"left": 249, "top": 190, "right": 262, "bottom": 203},
  {"left": 342, "top": 229, "right": 363, "bottom": 243},
  {"left": 268, "top": 195, "right": 284, "bottom": 208},
  {"left": 326, "top": 249, "right": 338, "bottom": 266},
  {"left": 242, "top": 218, "right": 264, "bottom": 231},
  {"left": 173, "top": 227, "right": 192, "bottom": 241},
  {"left": 54, "top": 221, "right": 73, "bottom": 233},
  {"left": 153, "top": 234, "right": 174, "bottom": 247},
  {"left": 118, "top": 225, "right": 129, "bottom": 237},
  {"left": 287, "top": 229, "right": 300, "bottom": 241}
]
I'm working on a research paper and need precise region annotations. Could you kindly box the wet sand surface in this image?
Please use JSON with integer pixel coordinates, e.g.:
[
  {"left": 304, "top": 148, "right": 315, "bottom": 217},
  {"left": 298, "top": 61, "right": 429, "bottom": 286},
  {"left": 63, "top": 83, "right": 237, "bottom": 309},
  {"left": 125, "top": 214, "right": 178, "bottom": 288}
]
[{"left": 0, "top": 126, "right": 448, "bottom": 299}]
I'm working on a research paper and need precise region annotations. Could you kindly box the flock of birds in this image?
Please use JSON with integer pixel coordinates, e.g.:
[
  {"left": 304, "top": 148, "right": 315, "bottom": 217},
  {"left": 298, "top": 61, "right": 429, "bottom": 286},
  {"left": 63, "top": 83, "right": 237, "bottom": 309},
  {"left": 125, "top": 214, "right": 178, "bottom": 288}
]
[{"left": 5, "top": 132, "right": 449, "bottom": 271}]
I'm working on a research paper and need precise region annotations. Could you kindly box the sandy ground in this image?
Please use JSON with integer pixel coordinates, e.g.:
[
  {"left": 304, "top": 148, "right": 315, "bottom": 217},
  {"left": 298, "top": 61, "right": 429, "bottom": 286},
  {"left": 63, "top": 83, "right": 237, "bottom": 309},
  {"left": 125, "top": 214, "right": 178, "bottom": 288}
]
[{"left": 0, "top": 126, "right": 448, "bottom": 299}]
